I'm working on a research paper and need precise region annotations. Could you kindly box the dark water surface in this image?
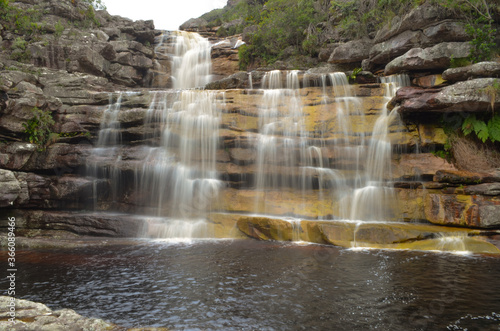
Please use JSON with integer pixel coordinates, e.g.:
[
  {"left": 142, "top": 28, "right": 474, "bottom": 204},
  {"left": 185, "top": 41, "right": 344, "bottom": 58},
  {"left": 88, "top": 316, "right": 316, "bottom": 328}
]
[{"left": 1, "top": 239, "right": 500, "bottom": 330}]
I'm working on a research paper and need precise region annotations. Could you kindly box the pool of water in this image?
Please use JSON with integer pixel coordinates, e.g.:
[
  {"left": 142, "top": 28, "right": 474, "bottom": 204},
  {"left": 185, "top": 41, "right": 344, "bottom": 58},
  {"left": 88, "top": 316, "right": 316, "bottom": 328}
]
[{"left": 2, "top": 239, "right": 500, "bottom": 330}]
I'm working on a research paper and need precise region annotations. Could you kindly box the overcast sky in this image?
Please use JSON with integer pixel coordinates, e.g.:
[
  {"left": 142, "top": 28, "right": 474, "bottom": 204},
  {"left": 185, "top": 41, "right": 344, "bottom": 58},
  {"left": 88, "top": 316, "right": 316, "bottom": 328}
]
[{"left": 102, "top": 0, "right": 227, "bottom": 31}]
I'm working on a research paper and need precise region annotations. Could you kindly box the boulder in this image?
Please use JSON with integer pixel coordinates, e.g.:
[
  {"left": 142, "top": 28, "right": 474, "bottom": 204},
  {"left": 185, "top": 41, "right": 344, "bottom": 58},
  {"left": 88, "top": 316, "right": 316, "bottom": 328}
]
[
  {"left": 371, "top": 20, "right": 468, "bottom": 68},
  {"left": 328, "top": 39, "right": 373, "bottom": 64},
  {"left": 392, "top": 78, "right": 500, "bottom": 114},
  {"left": 442, "top": 61, "right": 500, "bottom": 82},
  {"left": 384, "top": 42, "right": 471, "bottom": 75},
  {"left": 237, "top": 216, "right": 295, "bottom": 241},
  {"left": 370, "top": 30, "right": 425, "bottom": 65}
]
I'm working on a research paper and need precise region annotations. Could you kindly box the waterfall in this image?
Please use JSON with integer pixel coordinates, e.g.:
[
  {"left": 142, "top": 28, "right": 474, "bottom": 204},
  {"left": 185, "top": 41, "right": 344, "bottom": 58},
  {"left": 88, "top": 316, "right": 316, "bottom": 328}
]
[
  {"left": 87, "top": 92, "right": 139, "bottom": 209},
  {"left": 170, "top": 31, "right": 213, "bottom": 89},
  {"left": 87, "top": 28, "right": 411, "bottom": 240},
  {"left": 151, "top": 30, "right": 213, "bottom": 89},
  {"left": 136, "top": 90, "right": 223, "bottom": 219},
  {"left": 345, "top": 74, "right": 409, "bottom": 221},
  {"left": 253, "top": 70, "right": 339, "bottom": 217},
  {"left": 252, "top": 71, "right": 409, "bottom": 221}
]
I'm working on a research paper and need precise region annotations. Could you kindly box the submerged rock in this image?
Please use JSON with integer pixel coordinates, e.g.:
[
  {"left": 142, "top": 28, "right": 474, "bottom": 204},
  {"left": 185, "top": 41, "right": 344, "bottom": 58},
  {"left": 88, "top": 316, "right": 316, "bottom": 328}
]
[{"left": 229, "top": 213, "right": 500, "bottom": 254}]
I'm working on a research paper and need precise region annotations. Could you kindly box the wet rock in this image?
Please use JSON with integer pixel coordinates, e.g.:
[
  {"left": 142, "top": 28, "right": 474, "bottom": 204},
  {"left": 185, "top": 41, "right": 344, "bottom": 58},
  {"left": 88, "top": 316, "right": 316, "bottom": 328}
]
[
  {"left": 479, "top": 205, "right": 500, "bottom": 228},
  {"left": 424, "top": 193, "right": 500, "bottom": 228},
  {"left": 0, "top": 296, "right": 118, "bottom": 330},
  {"left": 0, "top": 169, "right": 21, "bottom": 207},
  {"left": 394, "top": 153, "right": 457, "bottom": 180},
  {"left": 464, "top": 183, "right": 500, "bottom": 196},
  {"left": 434, "top": 170, "right": 486, "bottom": 184},
  {"left": 205, "top": 72, "right": 251, "bottom": 89},
  {"left": 12, "top": 210, "right": 144, "bottom": 237},
  {"left": 442, "top": 61, "right": 500, "bottom": 82},
  {"left": 237, "top": 216, "right": 294, "bottom": 241},
  {"left": 211, "top": 41, "right": 240, "bottom": 79},
  {"left": 384, "top": 42, "right": 471, "bottom": 75}
]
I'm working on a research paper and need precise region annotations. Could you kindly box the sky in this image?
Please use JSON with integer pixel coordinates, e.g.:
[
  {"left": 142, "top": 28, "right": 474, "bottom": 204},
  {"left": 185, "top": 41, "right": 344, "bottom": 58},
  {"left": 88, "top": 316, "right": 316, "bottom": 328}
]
[{"left": 102, "top": 0, "right": 227, "bottom": 31}]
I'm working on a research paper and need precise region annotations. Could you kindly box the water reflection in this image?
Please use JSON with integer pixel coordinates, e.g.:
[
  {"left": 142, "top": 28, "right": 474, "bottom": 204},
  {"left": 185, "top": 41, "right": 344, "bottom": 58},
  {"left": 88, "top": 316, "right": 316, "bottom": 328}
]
[{"left": 1, "top": 240, "right": 499, "bottom": 330}]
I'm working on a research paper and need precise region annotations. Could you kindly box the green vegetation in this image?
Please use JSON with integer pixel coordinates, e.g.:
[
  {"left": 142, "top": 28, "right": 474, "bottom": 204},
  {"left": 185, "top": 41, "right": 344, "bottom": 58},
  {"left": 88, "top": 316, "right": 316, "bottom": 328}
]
[
  {"left": 76, "top": 0, "right": 106, "bottom": 10},
  {"left": 443, "top": 0, "right": 498, "bottom": 62},
  {"left": 209, "top": 0, "right": 327, "bottom": 68},
  {"left": 449, "top": 55, "right": 472, "bottom": 68},
  {"left": 10, "top": 37, "right": 29, "bottom": 62},
  {"left": 201, "top": 0, "right": 499, "bottom": 68},
  {"left": 54, "top": 21, "right": 65, "bottom": 39},
  {"left": 348, "top": 68, "right": 363, "bottom": 83},
  {"left": 462, "top": 114, "right": 500, "bottom": 143},
  {"left": 22, "top": 107, "right": 55, "bottom": 150},
  {"left": 329, "top": 0, "right": 422, "bottom": 39}
]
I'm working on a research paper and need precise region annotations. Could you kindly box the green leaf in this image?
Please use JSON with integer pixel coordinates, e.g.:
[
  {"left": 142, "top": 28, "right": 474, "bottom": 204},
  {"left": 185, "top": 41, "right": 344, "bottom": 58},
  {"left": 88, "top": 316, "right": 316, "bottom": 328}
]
[
  {"left": 488, "top": 115, "right": 500, "bottom": 143},
  {"left": 472, "top": 118, "right": 488, "bottom": 141},
  {"left": 462, "top": 115, "right": 476, "bottom": 136}
]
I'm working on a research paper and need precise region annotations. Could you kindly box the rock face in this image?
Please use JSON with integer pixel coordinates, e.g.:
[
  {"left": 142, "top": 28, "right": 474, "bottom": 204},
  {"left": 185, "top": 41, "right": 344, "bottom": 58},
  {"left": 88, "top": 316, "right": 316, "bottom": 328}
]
[
  {"left": 0, "top": 1, "right": 157, "bottom": 88},
  {"left": 384, "top": 42, "right": 471, "bottom": 75}
]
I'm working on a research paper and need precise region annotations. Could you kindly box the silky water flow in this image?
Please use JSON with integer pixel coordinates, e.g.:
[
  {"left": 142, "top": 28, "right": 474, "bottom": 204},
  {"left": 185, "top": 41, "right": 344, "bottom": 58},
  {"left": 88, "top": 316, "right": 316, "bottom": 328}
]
[{"left": 88, "top": 31, "right": 410, "bottom": 241}]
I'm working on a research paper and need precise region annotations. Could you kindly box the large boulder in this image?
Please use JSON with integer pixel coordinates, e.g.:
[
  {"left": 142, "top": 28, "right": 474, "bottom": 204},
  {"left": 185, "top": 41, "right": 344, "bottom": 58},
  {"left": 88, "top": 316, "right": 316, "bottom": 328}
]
[
  {"left": 328, "top": 39, "right": 373, "bottom": 64},
  {"left": 384, "top": 42, "right": 471, "bottom": 75},
  {"left": 442, "top": 61, "right": 500, "bottom": 82},
  {"left": 369, "top": 19, "right": 467, "bottom": 68},
  {"left": 391, "top": 78, "right": 500, "bottom": 114}
]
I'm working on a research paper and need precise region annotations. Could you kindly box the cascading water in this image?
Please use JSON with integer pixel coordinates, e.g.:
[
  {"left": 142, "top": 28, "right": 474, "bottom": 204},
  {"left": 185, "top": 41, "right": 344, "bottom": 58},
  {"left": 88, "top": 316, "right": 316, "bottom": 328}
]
[
  {"left": 253, "top": 70, "right": 334, "bottom": 216},
  {"left": 88, "top": 29, "right": 410, "bottom": 240},
  {"left": 169, "top": 31, "right": 213, "bottom": 89},
  {"left": 252, "top": 70, "right": 409, "bottom": 222},
  {"left": 87, "top": 91, "right": 139, "bottom": 209},
  {"left": 88, "top": 31, "right": 222, "bottom": 239},
  {"left": 343, "top": 74, "right": 409, "bottom": 221},
  {"left": 135, "top": 30, "right": 222, "bottom": 238},
  {"left": 137, "top": 90, "right": 223, "bottom": 219}
]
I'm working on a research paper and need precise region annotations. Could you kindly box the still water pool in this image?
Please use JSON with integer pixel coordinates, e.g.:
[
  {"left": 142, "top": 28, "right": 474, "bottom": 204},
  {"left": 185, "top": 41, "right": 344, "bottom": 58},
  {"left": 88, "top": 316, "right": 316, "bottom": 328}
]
[{"left": 2, "top": 239, "right": 500, "bottom": 330}]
